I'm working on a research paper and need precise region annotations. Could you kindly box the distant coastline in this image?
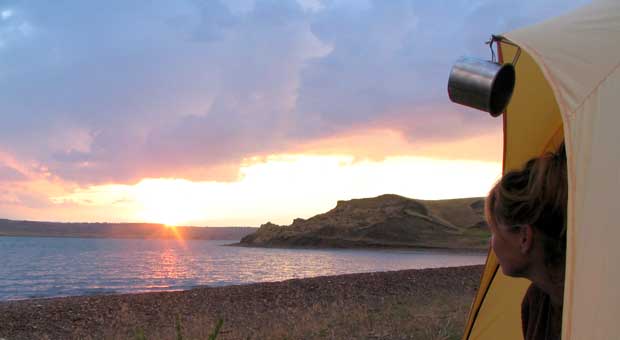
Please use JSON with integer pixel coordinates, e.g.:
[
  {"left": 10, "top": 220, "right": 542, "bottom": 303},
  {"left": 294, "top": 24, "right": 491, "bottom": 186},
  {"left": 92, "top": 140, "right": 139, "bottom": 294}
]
[{"left": 0, "top": 219, "right": 256, "bottom": 241}]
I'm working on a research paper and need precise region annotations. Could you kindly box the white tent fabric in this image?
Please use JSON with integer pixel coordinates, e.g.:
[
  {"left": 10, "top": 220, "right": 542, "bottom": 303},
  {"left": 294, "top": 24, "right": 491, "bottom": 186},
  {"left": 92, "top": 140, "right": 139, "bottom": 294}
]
[{"left": 504, "top": 1, "right": 620, "bottom": 339}]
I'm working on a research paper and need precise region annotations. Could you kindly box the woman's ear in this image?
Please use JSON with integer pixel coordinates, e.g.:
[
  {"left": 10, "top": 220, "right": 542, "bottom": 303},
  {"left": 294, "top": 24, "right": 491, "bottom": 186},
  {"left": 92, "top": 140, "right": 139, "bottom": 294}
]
[{"left": 520, "top": 224, "right": 534, "bottom": 254}]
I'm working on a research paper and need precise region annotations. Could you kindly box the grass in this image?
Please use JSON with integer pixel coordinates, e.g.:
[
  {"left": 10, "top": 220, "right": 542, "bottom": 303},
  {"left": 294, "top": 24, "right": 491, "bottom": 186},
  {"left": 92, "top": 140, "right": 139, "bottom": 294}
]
[
  {"left": 134, "top": 316, "right": 223, "bottom": 340},
  {"left": 126, "top": 295, "right": 471, "bottom": 339},
  {"left": 126, "top": 297, "right": 468, "bottom": 340},
  {"left": 208, "top": 319, "right": 223, "bottom": 340}
]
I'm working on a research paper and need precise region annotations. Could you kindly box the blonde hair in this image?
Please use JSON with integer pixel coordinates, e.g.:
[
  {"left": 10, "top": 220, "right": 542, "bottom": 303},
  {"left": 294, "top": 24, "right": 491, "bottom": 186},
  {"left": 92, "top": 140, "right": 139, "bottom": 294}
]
[{"left": 486, "top": 143, "right": 567, "bottom": 266}]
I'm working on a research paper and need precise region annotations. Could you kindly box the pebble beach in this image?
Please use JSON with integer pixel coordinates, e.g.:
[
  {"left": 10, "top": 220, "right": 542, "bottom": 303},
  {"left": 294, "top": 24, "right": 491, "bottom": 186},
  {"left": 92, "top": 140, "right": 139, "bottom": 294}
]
[{"left": 0, "top": 265, "right": 483, "bottom": 340}]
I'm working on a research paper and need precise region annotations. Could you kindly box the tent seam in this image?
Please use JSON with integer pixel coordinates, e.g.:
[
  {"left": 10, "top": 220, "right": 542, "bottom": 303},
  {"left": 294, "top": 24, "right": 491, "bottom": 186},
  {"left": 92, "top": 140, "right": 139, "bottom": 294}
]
[
  {"left": 506, "top": 39, "right": 571, "bottom": 117},
  {"left": 571, "top": 61, "right": 620, "bottom": 114},
  {"left": 512, "top": 38, "right": 620, "bottom": 117},
  {"left": 561, "top": 124, "right": 576, "bottom": 340}
]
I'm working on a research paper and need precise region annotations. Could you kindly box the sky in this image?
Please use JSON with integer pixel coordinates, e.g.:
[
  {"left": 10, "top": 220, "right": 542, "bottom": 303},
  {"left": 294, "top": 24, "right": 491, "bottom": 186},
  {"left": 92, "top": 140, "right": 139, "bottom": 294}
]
[{"left": 0, "top": 0, "right": 589, "bottom": 226}]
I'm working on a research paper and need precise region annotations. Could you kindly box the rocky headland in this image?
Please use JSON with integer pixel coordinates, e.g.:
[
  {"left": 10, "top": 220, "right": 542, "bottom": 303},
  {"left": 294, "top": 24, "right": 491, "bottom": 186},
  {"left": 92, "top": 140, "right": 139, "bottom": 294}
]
[{"left": 238, "top": 194, "right": 489, "bottom": 250}]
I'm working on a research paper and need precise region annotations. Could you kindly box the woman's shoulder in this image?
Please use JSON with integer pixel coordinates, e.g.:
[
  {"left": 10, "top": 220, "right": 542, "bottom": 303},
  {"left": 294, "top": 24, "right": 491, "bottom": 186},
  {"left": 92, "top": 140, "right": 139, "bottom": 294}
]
[
  {"left": 525, "top": 283, "right": 547, "bottom": 301},
  {"left": 521, "top": 283, "right": 561, "bottom": 340},
  {"left": 522, "top": 283, "right": 549, "bottom": 317}
]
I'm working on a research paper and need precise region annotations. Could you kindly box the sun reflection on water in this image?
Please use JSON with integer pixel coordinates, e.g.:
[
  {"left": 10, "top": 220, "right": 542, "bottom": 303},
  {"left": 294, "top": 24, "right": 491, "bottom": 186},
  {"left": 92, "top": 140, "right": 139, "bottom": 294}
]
[{"left": 154, "top": 247, "right": 188, "bottom": 280}]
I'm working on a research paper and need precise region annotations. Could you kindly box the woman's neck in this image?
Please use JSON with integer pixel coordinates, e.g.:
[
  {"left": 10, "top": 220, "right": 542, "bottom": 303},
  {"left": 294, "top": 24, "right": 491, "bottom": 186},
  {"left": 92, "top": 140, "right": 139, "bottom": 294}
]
[{"left": 528, "top": 262, "right": 565, "bottom": 307}]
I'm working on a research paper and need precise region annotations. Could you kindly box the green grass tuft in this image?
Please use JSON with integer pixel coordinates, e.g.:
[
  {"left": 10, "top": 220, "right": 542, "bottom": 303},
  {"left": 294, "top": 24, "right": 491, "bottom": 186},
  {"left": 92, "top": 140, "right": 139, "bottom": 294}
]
[
  {"left": 208, "top": 318, "right": 224, "bottom": 340},
  {"left": 175, "top": 314, "right": 183, "bottom": 340},
  {"left": 132, "top": 317, "right": 223, "bottom": 340},
  {"left": 133, "top": 327, "right": 147, "bottom": 340}
]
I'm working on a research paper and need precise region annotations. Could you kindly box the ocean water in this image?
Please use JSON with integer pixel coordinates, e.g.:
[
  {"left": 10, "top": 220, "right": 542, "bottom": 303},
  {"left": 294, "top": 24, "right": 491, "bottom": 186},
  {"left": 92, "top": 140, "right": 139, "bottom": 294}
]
[{"left": 0, "top": 237, "right": 486, "bottom": 301}]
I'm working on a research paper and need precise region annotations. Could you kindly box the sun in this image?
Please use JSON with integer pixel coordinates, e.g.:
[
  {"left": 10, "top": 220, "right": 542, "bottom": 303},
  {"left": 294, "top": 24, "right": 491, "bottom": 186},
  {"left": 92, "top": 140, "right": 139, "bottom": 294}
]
[{"left": 133, "top": 178, "right": 207, "bottom": 226}]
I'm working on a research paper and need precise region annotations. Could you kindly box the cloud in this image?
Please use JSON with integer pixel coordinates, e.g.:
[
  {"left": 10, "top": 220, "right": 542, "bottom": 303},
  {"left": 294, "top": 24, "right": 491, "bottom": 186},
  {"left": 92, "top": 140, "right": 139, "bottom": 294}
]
[
  {"left": 0, "top": 165, "right": 26, "bottom": 181},
  {"left": 295, "top": 0, "right": 589, "bottom": 137},
  {"left": 0, "top": 0, "right": 590, "bottom": 185}
]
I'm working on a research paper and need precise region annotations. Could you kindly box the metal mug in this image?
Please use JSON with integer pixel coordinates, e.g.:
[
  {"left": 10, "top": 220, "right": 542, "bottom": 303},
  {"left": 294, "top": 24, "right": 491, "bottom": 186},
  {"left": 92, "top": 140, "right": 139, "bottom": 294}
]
[{"left": 447, "top": 57, "right": 515, "bottom": 117}]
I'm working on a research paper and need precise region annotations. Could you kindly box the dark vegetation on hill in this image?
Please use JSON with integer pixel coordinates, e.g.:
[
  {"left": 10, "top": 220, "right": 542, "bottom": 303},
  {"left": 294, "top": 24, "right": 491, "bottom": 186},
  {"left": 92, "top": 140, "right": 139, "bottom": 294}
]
[
  {"left": 0, "top": 219, "right": 256, "bottom": 240},
  {"left": 239, "top": 194, "right": 490, "bottom": 250}
]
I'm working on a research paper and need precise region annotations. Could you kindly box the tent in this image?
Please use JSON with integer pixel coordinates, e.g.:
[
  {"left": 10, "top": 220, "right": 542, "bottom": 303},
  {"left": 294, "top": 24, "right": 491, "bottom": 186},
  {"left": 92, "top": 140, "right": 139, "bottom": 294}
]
[{"left": 461, "top": 1, "right": 620, "bottom": 339}]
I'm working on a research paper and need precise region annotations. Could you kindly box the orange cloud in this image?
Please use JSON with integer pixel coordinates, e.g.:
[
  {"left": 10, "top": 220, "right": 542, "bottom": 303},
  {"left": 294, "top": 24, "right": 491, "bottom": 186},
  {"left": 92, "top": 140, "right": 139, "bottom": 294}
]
[{"left": 293, "top": 127, "right": 502, "bottom": 163}]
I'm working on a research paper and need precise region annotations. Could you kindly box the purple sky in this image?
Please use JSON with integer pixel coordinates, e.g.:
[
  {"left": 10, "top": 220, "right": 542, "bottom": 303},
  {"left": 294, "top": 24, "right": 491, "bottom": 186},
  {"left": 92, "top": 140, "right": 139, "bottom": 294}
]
[{"left": 0, "top": 0, "right": 588, "bottom": 188}]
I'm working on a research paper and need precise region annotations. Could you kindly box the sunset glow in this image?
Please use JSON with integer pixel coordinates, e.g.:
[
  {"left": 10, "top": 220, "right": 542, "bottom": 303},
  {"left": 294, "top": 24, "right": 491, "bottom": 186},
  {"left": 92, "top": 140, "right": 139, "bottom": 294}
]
[
  {"left": 44, "top": 153, "right": 501, "bottom": 226},
  {"left": 134, "top": 179, "right": 209, "bottom": 227}
]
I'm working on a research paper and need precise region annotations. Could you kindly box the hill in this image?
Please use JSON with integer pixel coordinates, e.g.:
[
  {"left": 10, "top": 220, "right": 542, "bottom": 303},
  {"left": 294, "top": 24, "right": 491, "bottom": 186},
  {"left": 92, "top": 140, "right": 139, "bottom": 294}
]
[
  {"left": 0, "top": 219, "right": 256, "bottom": 241},
  {"left": 238, "top": 194, "right": 489, "bottom": 250}
]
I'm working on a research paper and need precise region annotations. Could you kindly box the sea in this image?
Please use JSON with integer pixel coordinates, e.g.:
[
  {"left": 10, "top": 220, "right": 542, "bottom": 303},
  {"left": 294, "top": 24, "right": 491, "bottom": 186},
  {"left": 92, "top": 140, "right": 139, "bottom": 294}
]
[{"left": 0, "top": 237, "right": 486, "bottom": 301}]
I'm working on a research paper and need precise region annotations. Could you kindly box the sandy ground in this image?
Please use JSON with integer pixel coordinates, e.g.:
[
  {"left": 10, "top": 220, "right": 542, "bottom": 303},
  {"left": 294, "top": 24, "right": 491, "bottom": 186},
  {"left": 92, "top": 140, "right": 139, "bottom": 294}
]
[{"left": 0, "top": 265, "right": 483, "bottom": 340}]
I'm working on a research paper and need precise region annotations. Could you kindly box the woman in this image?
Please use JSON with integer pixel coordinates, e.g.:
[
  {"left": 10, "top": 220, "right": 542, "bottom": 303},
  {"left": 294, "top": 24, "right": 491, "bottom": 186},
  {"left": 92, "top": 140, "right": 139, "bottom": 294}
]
[{"left": 486, "top": 143, "right": 567, "bottom": 340}]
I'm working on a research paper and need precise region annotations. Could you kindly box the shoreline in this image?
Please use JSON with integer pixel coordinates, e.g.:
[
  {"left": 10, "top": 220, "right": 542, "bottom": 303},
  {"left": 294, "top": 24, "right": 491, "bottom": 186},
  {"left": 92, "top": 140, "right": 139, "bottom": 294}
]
[
  {"left": 0, "top": 234, "right": 247, "bottom": 241},
  {"left": 1, "top": 235, "right": 489, "bottom": 254},
  {"left": 228, "top": 241, "right": 490, "bottom": 254},
  {"left": 0, "top": 265, "right": 484, "bottom": 340}
]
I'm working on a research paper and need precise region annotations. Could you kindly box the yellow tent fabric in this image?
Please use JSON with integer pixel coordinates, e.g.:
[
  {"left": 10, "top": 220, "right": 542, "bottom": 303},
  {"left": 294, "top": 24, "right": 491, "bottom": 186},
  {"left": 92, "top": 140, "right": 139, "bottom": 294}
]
[{"left": 462, "top": 1, "right": 620, "bottom": 339}]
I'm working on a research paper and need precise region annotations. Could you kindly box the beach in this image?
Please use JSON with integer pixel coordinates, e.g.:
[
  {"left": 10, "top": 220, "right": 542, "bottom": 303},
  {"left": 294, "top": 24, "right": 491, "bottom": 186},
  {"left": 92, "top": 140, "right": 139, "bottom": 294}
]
[{"left": 0, "top": 265, "right": 483, "bottom": 340}]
